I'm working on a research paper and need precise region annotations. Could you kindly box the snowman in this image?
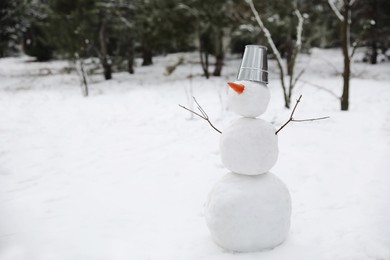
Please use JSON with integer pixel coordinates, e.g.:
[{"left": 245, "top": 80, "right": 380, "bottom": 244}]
[{"left": 204, "top": 45, "right": 291, "bottom": 252}]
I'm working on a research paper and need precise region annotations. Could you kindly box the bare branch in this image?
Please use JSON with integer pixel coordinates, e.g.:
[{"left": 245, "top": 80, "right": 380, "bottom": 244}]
[
  {"left": 328, "top": 0, "right": 344, "bottom": 21},
  {"left": 193, "top": 97, "right": 208, "bottom": 118},
  {"left": 349, "top": 23, "right": 370, "bottom": 59},
  {"left": 349, "top": 42, "right": 358, "bottom": 59},
  {"left": 300, "top": 79, "right": 340, "bottom": 100},
  {"left": 292, "top": 68, "right": 305, "bottom": 88},
  {"left": 275, "top": 95, "right": 330, "bottom": 135},
  {"left": 179, "top": 97, "right": 222, "bottom": 134},
  {"left": 318, "top": 57, "right": 342, "bottom": 75}
]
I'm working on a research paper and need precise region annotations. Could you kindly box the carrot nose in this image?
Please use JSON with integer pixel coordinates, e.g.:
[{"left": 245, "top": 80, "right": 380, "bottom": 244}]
[{"left": 227, "top": 82, "right": 245, "bottom": 94}]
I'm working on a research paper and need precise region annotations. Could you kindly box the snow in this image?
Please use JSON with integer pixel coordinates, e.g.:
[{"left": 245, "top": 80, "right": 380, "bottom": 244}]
[
  {"left": 205, "top": 172, "right": 291, "bottom": 252},
  {"left": 0, "top": 48, "right": 390, "bottom": 259},
  {"left": 227, "top": 80, "right": 270, "bottom": 118},
  {"left": 220, "top": 118, "right": 278, "bottom": 175}
]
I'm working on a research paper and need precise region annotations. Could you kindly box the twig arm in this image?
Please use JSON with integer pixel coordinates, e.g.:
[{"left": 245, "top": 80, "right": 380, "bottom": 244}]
[
  {"left": 290, "top": 94, "right": 302, "bottom": 118},
  {"left": 179, "top": 97, "right": 222, "bottom": 134},
  {"left": 178, "top": 104, "right": 205, "bottom": 119},
  {"left": 275, "top": 95, "right": 329, "bottom": 135},
  {"left": 275, "top": 119, "right": 292, "bottom": 135},
  {"left": 293, "top": 116, "right": 330, "bottom": 122}
]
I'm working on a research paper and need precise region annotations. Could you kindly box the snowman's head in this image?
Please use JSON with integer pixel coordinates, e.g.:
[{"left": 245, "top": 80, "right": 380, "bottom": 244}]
[{"left": 227, "top": 80, "right": 270, "bottom": 118}]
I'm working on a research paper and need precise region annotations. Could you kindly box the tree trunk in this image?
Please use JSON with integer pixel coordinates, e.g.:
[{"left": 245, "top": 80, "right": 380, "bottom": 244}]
[
  {"left": 340, "top": 0, "right": 350, "bottom": 111},
  {"left": 199, "top": 34, "right": 209, "bottom": 79},
  {"left": 213, "top": 29, "right": 224, "bottom": 76},
  {"left": 370, "top": 0, "right": 378, "bottom": 65},
  {"left": 99, "top": 21, "right": 112, "bottom": 80},
  {"left": 370, "top": 41, "right": 378, "bottom": 64},
  {"left": 213, "top": 54, "right": 224, "bottom": 77},
  {"left": 142, "top": 46, "right": 153, "bottom": 66},
  {"left": 128, "top": 35, "right": 134, "bottom": 74}
]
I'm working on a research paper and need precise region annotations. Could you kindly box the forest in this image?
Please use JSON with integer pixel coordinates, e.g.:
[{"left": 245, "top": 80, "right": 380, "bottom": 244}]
[{"left": 2, "top": 0, "right": 389, "bottom": 75}]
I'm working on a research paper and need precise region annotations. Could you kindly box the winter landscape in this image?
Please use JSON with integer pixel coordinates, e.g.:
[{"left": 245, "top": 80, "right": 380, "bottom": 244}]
[{"left": 0, "top": 47, "right": 389, "bottom": 260}]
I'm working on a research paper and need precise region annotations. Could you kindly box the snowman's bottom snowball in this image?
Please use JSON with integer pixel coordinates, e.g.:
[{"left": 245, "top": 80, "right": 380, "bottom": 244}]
[{"left": 205, "top": 172, "right": 291, "bottom": 252}]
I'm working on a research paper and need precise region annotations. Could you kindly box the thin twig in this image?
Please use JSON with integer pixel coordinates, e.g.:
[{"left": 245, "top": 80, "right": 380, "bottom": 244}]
[
  {"left": 179, "top": 104, "right": 204, "bottom": 119},
  {"left": 179, "top": 97, "right": 222, "bottom": 134},
  {"left": 292, "top": 68, "right": 305, "bottom": 89},
  {"left": 350, "top": 23, "right": 370, "bottom": 59},
  {"left": 275, "top": 95, "right": 330, "bottom": 135},
  {"left": 292, "top": 117, "right": 330, "bottom": 122}
]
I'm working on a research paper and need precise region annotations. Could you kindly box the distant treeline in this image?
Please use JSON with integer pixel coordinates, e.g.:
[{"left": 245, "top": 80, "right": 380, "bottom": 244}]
[{"left": 1, "top": 0, "right": 389, "bottom": 80}]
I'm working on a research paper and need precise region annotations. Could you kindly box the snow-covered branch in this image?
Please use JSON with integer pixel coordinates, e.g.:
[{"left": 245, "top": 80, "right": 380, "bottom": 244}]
[
  {"left": 294, "top": 9, "right": 304, "bottom": 48},
  {"left": 246, "top": 0, "right": 285, "bottom": 76},
  {"left": 246, "top": 0, "right": 308, "bottom": 108},
  {"left": 118, "top": 15, "right": 133, "bottom": 29},
  {"left": 328, "top": 0, "right": 344, "bottom": 21}
]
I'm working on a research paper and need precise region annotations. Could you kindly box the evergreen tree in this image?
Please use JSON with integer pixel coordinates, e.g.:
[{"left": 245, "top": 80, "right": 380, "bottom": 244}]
[
  {"left": 134, "top": 0, "right": 196, "bottom": 66},
  {"left": 0, "top": 0, "right": 24, "bottom": 57},
  {"left": 22, "top": 0, "right": 55, "bottom": 61}
]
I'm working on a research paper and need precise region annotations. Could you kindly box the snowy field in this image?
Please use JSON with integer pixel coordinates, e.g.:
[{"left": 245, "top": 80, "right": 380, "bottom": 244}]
[{"left": 0, "top": 49, "right": 389, "bottom": 260}]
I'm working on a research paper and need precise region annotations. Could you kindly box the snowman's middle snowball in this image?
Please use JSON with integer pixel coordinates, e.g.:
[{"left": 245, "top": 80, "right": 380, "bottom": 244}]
[{"left": 220, "top": 118, "right": 278, "bottom": 175}]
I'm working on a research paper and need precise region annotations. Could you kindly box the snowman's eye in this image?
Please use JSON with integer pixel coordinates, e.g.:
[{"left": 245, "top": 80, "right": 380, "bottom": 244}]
[{"left": 227, "top": 82, "right": 245, "bottom": 94}]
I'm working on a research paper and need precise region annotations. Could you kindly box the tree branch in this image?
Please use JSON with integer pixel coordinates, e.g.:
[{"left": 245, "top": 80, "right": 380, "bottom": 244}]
[
  {"left": 179, "top": 97, "right": 222, "bottom": 134},
  {"left": 246, "top": 0, "right": 285, "bottom": 76},
  {"left": 288, "top": 8, "right": 305, "bottom": 98},
  {"left": 349, "top": 22, "right": 370, "bottom": 59},
  {"left": 292, "top": 68, "right": 305, "bottom": 88},
  {"left": 275, "top": 95, "right": 330, "bottom": 135},
  {"left": 299, "top": 79, "right": 340, "bottom": 100},
  {"left": 246, "top": 0, "right": 289, "bottom": 106}
]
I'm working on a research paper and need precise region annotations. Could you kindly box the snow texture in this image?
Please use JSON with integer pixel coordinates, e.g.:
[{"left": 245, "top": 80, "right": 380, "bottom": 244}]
[
  {"left": 0, "top": 48, "right": 390, "bottom": 260},
  {"left": 227, "top": 80, "right": 270, "bottom": 118},
  {"left": 220, "top": 118, "right": 278, "bottom": 175},
  {"left": 205, "top": 172, "right": 291, "bottom": 252}
]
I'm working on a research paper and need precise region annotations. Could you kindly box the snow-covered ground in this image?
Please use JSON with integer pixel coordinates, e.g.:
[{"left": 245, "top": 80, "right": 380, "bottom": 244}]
[{"left": 0, "top": 49, "right": 389, "bottom": 260}]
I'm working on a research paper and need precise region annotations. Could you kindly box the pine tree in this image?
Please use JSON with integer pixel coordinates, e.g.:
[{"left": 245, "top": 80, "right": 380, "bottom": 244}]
[{"left": 0, "top": 0, "right": 24, "bottom": 57}]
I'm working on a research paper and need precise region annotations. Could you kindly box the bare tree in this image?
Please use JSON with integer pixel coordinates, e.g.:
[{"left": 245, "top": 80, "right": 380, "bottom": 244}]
[
  {"left": 99, "top": 18, "right": 112, "bottom": 80},
  {"left": 328, "top": 0, "right": 355, "bottom": 111},
  {"left": 246, "top": 0, "right": 305, "bottom": 109}
]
